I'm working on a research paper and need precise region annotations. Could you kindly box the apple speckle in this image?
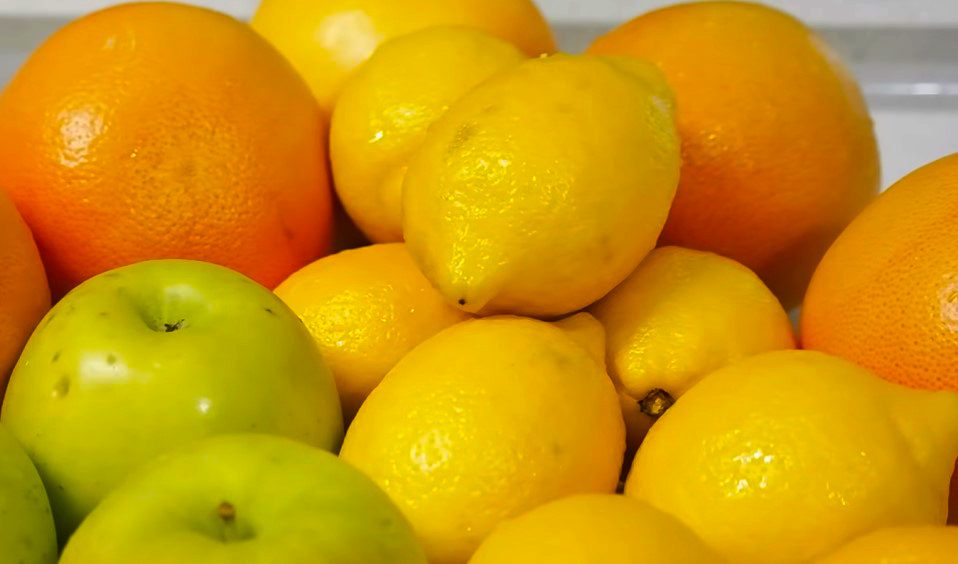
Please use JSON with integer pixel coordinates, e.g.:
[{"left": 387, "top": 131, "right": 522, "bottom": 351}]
[
  {"left": 163, "top": 319, "right": 186, "bottom": 333},
  {"left": 106, "top": 354, "right": 117, "bottom": 365},
  {"left": 52, "top": 351, "right": 61, "bottom": 363},
  {"left": 52, "top": 377, "right": 70, "bottom": 398},
  {"left": 264, "top": 307, "right": 276, "bottom": 315}
]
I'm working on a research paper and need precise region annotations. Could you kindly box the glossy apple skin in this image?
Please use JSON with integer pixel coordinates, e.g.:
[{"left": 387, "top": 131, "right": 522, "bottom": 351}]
[
  {"left": 0, "top": 260, "right": 343, "bottom": 541},
  {"left": 60, "top": 433, "right": 426, "bottom": 564},
  {"left": 0, "top": 425, "right": 57, "bottom": 563}
]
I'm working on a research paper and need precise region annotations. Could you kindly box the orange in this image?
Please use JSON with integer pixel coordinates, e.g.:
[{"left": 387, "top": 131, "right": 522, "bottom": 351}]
[
  {"left": 251, "top": 0, "right": 556, "bottom": 114},
  {"left": 0, "top": 3, "right": 332, "bottom": 298},
  {"left": 588, "top": 1, "right": 879, "bottom": 307},
  {"left": 0, "top": 190, "right": 49, "bottom": 390},
  {"left": 802, "top": 153, "right": 958, "bottom": 393}
]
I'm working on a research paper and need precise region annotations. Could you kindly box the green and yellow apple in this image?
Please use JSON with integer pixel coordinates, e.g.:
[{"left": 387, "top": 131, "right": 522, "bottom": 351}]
[
  {"left": 0, "top": 259, "right": 343, "bottom": 541},
  {"left": 60, "top": 433, "right": 426, "bottom": 563},
  {"left": 0, "top": 424, "right": 57, "bottom": 564}
]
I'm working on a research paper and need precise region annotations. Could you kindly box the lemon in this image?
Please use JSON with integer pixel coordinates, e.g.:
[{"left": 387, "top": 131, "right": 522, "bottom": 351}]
[
  {"left": 330, "top": 27, "right": 525, "bottom": 243},
  {"left": 274, "top": 243, "right": 469, "bottom": 419},
  {"left": 340, "top": 314, "right": 624, "bottom": 564},
  {"left": 815, "top": 526, "right": 958, "bottom": 563},
  {"left": 468, "top": 494, "right": 723, "bottom": 564},
  {"left": 402, "top": 54, "right": 680, "bottom": 318},
  {"left": 250, "top": 0, "right": 555, "bottom": 113},
  {"left": 590, "top": 246, "right": 795, "bottom": 450},
  {"left": 625, "top": 350, "right": 958, "bottom": 563}
]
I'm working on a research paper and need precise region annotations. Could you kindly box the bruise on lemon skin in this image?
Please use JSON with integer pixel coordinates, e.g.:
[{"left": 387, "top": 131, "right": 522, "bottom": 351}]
[{"left": 447, "top": 123, "right": 478, "bottom": 154}]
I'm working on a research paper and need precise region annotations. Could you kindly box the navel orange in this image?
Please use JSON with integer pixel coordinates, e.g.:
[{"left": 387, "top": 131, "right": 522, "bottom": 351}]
[
  {"left": 0, "top": 190, "right": 49, "bottom": 390},
  {"left": 588, "top": 1, "right": 880, "bottom": 307},
  {"left": 0, "top": 2, "right": 332, "bottom": 297},
  {"left": 802, "top": 153, "right": 958, "bottom": 393}
]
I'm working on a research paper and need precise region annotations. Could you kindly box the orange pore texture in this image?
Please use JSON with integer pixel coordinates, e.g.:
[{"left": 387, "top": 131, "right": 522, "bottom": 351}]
[
  {"left": 588, "top": 1, "right": 880, "bottom": 308},
  {"left": 802, "top": 153, "right": 958, "bottom": 391},
  {"left": 0, "top": 190, "right": 50, "bottom": 387},
  {"left": 0, "top": 2, "right": 332, "bottom": 297}
]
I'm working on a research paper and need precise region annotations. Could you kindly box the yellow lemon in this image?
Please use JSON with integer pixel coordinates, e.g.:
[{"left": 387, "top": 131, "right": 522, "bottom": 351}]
[
  {"left": 250, "top": 0, "right": 555, "bottom": 113},
  {"left": 274, "top": 243, "right": 469, "bottom": 419},
  {"left": 590, "top": 246, "right": 795, "bottom": 452},
  {"left": 340, "top": 314, "right": 624, "bottom": 564},
  {"left": 816, "top": 526, "right": 958, "bottom": 563},
  {"left": 625, "top": 350, "right": 958, "bottom": 564},
  {"left": 331, "top": 27, "right": 525, "bottom": 243},
  {"left": 402, "top": 54, "right": 680, "bottom": 318},
  {"left": 468, "top": 494, "right": 723, "bottom": 564}
]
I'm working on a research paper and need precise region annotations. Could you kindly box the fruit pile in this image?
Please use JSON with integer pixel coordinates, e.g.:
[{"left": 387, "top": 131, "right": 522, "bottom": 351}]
[{"left": 0, "top": 1, "right": 956, "bottom": 563}]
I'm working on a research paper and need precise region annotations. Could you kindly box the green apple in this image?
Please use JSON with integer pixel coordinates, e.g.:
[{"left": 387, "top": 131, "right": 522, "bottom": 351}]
[
  {"left": 60, "top": 433, "right": 426, "bottom": 563},
  {"left": 0, "top": 424, "right": 57, "bottom": 564},
  {"left": 0, "top": 259, "right": 343, "bottom": 541}
]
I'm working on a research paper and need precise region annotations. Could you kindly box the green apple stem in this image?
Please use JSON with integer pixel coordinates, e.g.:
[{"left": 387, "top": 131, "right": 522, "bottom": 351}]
[{"left": 216, "top": 501, "right": 249, "bottom": 543}]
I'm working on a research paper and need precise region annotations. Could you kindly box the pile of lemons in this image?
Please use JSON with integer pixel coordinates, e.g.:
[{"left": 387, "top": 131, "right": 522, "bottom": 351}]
[{"left": 256, "top": 1, "right": 958, "bottom": 563}]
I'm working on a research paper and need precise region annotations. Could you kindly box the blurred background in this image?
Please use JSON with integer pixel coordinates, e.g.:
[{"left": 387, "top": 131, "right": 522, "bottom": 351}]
[{"left": 1, "top": 0, "right": 956, "bottom": 188}]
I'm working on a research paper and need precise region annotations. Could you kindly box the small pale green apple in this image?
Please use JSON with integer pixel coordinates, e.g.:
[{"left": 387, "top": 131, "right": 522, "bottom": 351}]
[
  {"left": 0, "top": 424, "right": 57, "bottom": 564},
  {"left": 60, "top": 433, "right": 426, "bottom": 563},
  {"left": 0, "top": 260, "right": 343, "bottom": 541}
]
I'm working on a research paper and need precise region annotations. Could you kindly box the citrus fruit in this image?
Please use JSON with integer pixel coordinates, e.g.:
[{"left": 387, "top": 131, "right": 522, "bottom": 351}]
[
  {"left": 0, "top": 190, "right": 49, "bottom": 389},
  {"left": 469, "top": 494, "right": 723, "bottom": 564},
  {"left": 589, "top": 1, "right": 880, "bottom": 307},
  {"left": 274, "top": 243, "right": 469, "bottom": 419},
  {"left": 340, "top": 314, "right": 624, "bottom": 563},
  {"left": 815, "top": 525, "right": 958, "bottom": 563},
  {"left": 802, "top": 153, "right": 958, "bottom": 392},
  {"left": 590, "top": 246, "right": 794, "bottom": 453},
  {"left": 402, "top": 54, "right": 680, "bottom": 318},
  {"left": 60, "top": 434, "right": 426, "bottom": 564},
  {"left": 330, "top": 27, "right": 525, "bottom": 243},
  {"left": 0, "top": 3, "right": 332, "bottom": 298},
  {"left": 251, "top": 0, "right": 555, "bottom": 113},
  {"left": 625, "top": 350, "right": 958, "bottom": 563}
]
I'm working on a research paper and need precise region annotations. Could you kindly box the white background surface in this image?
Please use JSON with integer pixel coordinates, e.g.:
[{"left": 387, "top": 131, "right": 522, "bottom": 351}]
[
  {"left": 0, "top": 0, "right": 957, "bottom": 186},
  {"left": 2, "top": 0, "right": 958, "bottom": 26}
]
